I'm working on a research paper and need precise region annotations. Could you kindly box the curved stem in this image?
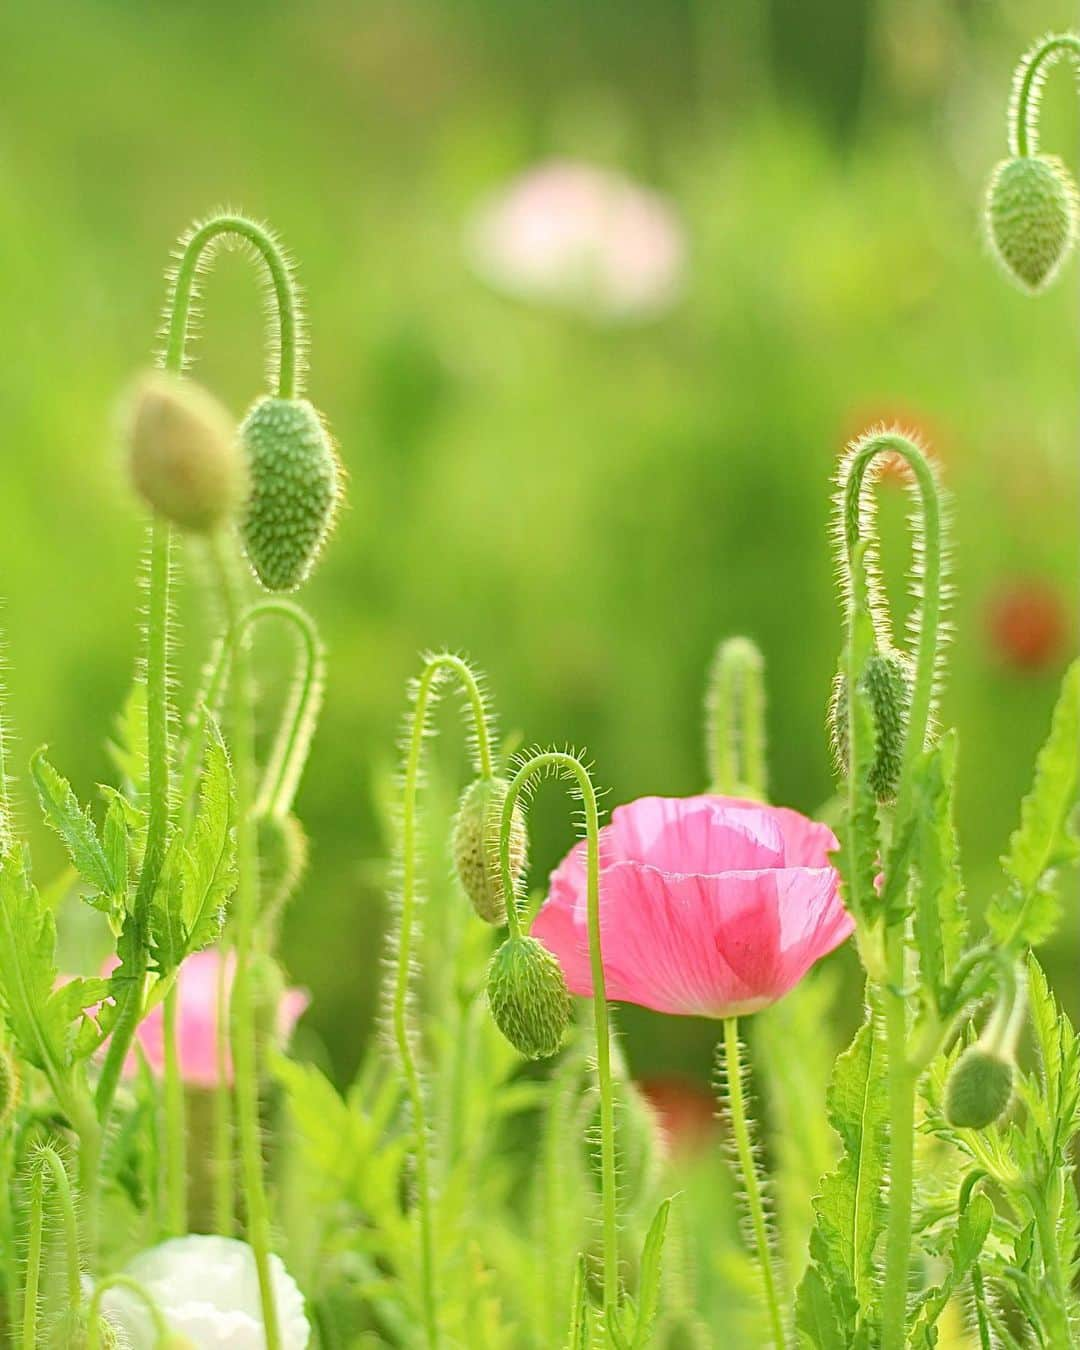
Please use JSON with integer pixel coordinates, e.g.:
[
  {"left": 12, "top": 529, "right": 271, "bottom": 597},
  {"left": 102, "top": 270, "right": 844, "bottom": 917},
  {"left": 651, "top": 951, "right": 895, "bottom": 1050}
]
[
  {"left": 723, "top": 1018, "right": 785, "bottom": 1348},
  {"left": 23, "top": 1145, "right": 82, "bottom": 1346},
  {"left": 164, "top": 214, "right": 302, "bottom": 399},
  {"left": 1010, "top": 34, "right": 1080, "bottom": 158},
  {"left": 212, "top": 538, "right": 281, "bottom": 1350},
  {"left": 86, "top": 1273, "right": 170, "bottom": 1349},
  {"left": 498, "top": 750, "right": 619, "bottom": 1317},
  {"left": 705, "top": 636, "right": 767, "bottom": 799},
  {"left": 394, "top": 652, "right": 495, "bottom": 1349},
  {"left": 162, "top": 984, "right": 186, "bottom": 1236}
]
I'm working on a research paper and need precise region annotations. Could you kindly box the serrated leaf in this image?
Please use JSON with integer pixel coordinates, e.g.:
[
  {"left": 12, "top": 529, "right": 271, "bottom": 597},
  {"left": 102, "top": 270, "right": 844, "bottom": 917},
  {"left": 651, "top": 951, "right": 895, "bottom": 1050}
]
[
  {"left": 801, "top": 1006, "right": 888, "bottom": 1339},
  {"left": 987, "top": 662, "right": 1080, "bottom": 950},
  {"left": 908, "top": 1192, "right": 993, "bottom": 1343},
  {"left": 795, "top": 1263, "right": 845, "bottom": 1349},
  {"left": 910, "top": 733, "right": 966, "bottom": 1011},
  {"left": 30, "top": 748, "right": 123, "bottom": 918},
  {"left": 630, "top": 1197, "right": 671, "bottom": 1349}
]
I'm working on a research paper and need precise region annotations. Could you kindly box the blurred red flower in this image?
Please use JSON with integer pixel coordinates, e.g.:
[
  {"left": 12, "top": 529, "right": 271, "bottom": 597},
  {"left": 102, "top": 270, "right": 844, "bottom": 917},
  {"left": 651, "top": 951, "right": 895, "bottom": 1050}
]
[{"left": 986, "top": 580, "right": 1069, "bottom": 672}]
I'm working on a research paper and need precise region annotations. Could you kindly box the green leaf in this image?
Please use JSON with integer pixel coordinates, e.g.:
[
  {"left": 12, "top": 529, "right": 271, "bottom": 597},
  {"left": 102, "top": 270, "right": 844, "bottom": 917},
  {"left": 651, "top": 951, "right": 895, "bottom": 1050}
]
[
  {"left": 795, "top": 1264, "right": 845, "bottom": 1349},
  {"left": 30, "top": 748, "right": 123, "bottom": 918},
  {"left": 910, "top": 733, "right": 966, "bottom": 1011},
  {"left": 908, "top": 1192, "right": 993, "bottom": 1343},
  {"left": 107, "top": 680, "right": 149, "bottom": 803},
  {"left": 567, "top": 1253, "right": 591, "bottom": 1350},
  {"left": 798, "top": 1005, "right": 888, "bottom": 1339},
  {"left": 630, "top": 1197, "right": 671, "bottom": 1349},
  {"left": 987, "top": 661, "right": 1080, "bottom": 950}
]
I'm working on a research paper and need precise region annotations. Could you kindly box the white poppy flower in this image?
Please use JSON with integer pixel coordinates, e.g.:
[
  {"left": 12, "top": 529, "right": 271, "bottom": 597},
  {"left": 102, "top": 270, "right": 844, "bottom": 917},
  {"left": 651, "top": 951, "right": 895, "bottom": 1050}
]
[
  {"left": 102, "top": 1235, "right": 310, "bottom": 1349},
  {"left": 465, "top": 158, "right": 686, "bottom": 321}
]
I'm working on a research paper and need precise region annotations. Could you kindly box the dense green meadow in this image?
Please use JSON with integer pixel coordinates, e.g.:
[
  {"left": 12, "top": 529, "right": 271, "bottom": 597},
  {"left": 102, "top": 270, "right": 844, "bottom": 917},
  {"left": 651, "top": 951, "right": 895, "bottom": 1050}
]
[{"left": 0, "top": 0, "right": 1075, "bottom": 1100}]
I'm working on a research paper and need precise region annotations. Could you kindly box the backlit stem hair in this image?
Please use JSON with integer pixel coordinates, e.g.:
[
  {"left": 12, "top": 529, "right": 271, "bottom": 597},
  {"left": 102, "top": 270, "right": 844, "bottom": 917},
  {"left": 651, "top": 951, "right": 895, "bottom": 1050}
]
[
  {"left": 497, "top": 749, "right": 620, "bottom": 1318},
  {"left": 1008, "top": 33, "right": 1080, "bottom": 159},
  {"left": 394, "top": 652, "right": 496, "bottom": 1348},
  {"left": 23, "top": 1145, "right": 81, "bottom": 1346},
  {"left": 706, "top": 636, "right": 767, "bottom": 799},
  {"left": 86, "top": 1273, "right": 170, "bottom": 1349}
]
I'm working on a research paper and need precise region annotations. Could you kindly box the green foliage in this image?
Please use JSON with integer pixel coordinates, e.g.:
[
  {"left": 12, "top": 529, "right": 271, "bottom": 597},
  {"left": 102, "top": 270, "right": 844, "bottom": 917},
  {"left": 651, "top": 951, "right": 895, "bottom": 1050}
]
[
  {"left": 908, "top": 733, "right": 967, "bottom": 1015},
  {"left": 30, "top": 749, "right": 126, "bottom": 923}
]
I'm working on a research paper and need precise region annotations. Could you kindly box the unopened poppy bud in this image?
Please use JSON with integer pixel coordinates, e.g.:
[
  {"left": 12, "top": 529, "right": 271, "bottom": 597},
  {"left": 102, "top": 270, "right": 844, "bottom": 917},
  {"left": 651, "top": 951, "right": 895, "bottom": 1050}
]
[
  {"left": 0, "top": 1042, "right": 18, "bottom": 1127},
  {"left": 126, "top": 371, "right": 243, "bottom": 533},
  {"left": 256, "top": 810, "right": 308, "bottom": 920},
  {"left": 451, "top": 777, "right": 528, "bottom": 925},
  {"left": 240, "top": 396, "right": 340, "bottom": 592},
  {"left": 986, "top": 155, "right": 1078, "bottom": 292},
  {"left": 487, "top": 935, "right": 571, "bottom": 1060},
  {"left": 944, "top": 1044, "right": 1014, "bottom": 1130},
  {"left": 829, "top": 648, "right": 911, "bottom": 803}
]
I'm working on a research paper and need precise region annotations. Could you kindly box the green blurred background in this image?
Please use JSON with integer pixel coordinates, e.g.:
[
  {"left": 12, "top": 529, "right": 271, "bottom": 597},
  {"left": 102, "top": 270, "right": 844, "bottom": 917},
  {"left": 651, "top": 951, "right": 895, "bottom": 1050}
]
[{"left": 0, "top": 0, "right": 1076, "bottom": 1085}]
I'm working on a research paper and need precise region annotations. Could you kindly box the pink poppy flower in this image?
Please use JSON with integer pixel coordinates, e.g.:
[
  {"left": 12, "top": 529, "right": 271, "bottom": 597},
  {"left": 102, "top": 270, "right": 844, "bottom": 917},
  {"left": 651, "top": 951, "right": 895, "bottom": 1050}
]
[
  {"left": 531, "top": 795, "right": 851, "bottom": 1019},
  {"left": 102, "top": 949, "right": 308, "bottom": 1089},
  {"left": 465, "top": 159, "right": 686, "bottom": 321}
]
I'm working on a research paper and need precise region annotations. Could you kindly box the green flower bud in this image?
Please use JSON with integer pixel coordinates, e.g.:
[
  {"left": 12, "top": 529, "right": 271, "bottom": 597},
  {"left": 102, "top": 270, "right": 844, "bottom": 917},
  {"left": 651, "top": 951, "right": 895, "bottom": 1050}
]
[
  {"left": 986, "top": 155, "right": 1078, "bottom": 293},
  {"left": 256, "top": 810, "right": 308, "bottom": 921},
  {"left": 240, "top": 396, "right": 340, "bottom": 592},
  {"left": 451, "top": 777, "right": 528, "bottom": 925},
  {"left": 944, "top": 1044, "right": 1014, "bottom": 1131},
  {"left": 829, "top": 648, "right": 911, "bottom": 804},
  {"left": 0, "top": 1042, "right": 19, "bottom": 1128},
  {"left": 126, "top": 371, "right": 243, "bottom": 533},
  {"left": 487, "top": 935, "right": 571, "bottom": 1060}
]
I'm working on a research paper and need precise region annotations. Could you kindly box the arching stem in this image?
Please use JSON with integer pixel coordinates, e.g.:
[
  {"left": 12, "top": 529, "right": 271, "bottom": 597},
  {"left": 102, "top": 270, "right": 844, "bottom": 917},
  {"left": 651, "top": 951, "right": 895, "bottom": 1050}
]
[
  {"left": 1010, "top": 33, "right": 1080, "bottom": 158},
  {"left": 23, "top": 1146, "right": 82, "bottom": 1346},
  {"left": 498, "top": 750, "right": 619, "bottom": 1318},
  {"left": 395, "top": 653, "right": 496, "bottom": 1348},
  {"left": 86, "top": 1274, "right": 170, "bottom": 1350}
]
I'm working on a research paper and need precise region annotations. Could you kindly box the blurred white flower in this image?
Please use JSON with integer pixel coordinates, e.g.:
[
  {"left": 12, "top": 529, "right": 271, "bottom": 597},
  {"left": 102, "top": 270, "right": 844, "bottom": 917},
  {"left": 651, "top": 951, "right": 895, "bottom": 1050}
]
[
  {"left": 102, "top": 1236, "right": 310, "bottom": 1349},
  {"left": 465, "top": 159, "right": 686, "bottom": 321}
]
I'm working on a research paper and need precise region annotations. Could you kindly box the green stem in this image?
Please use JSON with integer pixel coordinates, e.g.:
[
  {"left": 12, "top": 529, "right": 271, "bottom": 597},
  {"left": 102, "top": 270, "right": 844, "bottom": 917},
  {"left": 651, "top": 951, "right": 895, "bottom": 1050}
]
[
  {"left": 213, "top": 947, "right": 234, "bottom": 1237},
  {"left": 705, "top": 636, "right": 767, "bottom": 799},
  {"left": 249, "top": 602, "right": 324, "bottom": 817},
  {"left": 23, "top": 1146, "right": 82, "bottom": 1346},
  {"left": 1031, "top": 1189, "right": 1072, "bottom": 1347},
  {"left": 164, "top": 214, "right": 302, "bottom": 400},
  {"left": 1010, "top": 34, "right": 1080, "bottom": 158},
  {"left": 21, "top": 1165, "right": 43, "bottom": 1350},
  {"left": 213, "top": 539, "right": 281, "bottom": 1350},
  {"left": 498, "top": 750, "right": 619, "bottom": 1317},
  {"left": 86, "top": 1273, "right": 170, "bottom": 1349},
  {"left": 395, "top": 653, "right": 495, "bottom": 1348},
  {"left": 722, "top": 1018, "right": 785, "bottom": 1349},
  {"left": 880, "top": 939, "right": 914, "bottom": 1350},
  {"left": 162, "top": 984, "right": 186, "bottom": 1236}
]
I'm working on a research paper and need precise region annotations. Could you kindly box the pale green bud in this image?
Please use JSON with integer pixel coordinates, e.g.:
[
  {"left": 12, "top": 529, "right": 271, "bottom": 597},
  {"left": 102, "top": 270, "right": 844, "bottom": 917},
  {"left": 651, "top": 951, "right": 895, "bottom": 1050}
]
[
  {"left": 829, "top": 648, "right": 911, "bottom": 804},
  {"left": 451, "top": 777, "right": 528, "bottom": 925},
  {"left": 487, "top": 935, "right": 571, "bottom": 1060},
  {"left": 986, "top": 154, "right": 1078, "bottom": 293},
  {"left": 126, "top": 371, "right": 243, "bottom": 532},
  {"left": 944, "top": 1044, "right": 1014, "bottom": 1130}
]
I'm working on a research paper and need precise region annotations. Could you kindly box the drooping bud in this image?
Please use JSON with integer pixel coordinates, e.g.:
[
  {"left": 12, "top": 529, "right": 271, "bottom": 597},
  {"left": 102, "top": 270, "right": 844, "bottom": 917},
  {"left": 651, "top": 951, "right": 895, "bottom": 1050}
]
[
  {"left": 944, "top": 1045, "right": 1014, "bottom": 1130},
  {"left": 986, "top": 155, "right": 1078, "bottom": 293},
  {"left": 828, "top": 648, "right": 911, "bottom": 803},
  {"left": 451, "top": 777, "right": 528, "bottom": 925},
  {"left": 256, "top": 810, "right": 308, "bottom": 923},
  {"left": 0, "top": 1042, "right": 19, "bottom": 1127},
  {"left": 239, "top": 397, "right": 340, "bottom": 592},
  {"left": 487, "top": 935, "right": 571, "bottom": 1060},
  {"left": 126, "top": 371, "right": 243, "bottom": 533}
]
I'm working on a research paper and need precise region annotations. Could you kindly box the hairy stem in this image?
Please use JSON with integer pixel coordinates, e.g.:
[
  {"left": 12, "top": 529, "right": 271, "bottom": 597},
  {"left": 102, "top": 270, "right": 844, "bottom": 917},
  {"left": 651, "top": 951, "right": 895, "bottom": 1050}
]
[
  {"left": 880, "top": 945, "right": 914, "bottom": 1350},
  {"left": 706, "top": 636, "right": 767, "bottom": 798},
  {"left": 722, "top": 1018, "right": 785, "bottom": 1349},
  {"left": 213, "top": 538, "right": 281, "bottom": 1350},
  {"left": 24, "top": 1146, "right": 82, "bottom": 1345},
  {"left": 498, "top": 750, "right": 619, "bottom": 1316},
  {"left": 213, "top": 948, "right": 234, "bottom": 1237},
  {"left": 1010, "top": 33, "right": 1080, "bottom": 158},
  {"left": 86, "top": 1273, "right": 170, "bottom": 1349},
  {"left": 162, "top": 984, "right": 186, "bottom": 1236},
  {"left": 395, "top": 653, "right": 495, "bottom": 1348}
]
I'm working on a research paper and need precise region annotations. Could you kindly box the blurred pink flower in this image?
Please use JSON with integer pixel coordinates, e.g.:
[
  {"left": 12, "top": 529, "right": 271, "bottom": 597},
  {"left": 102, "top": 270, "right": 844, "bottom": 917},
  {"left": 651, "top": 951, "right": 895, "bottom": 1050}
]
[
  {"left": 532, "top": 795, "right": 850, "bottom": 1019},
  {"left": 465, "top": 159, "right": 686, "bottom": 320},
  {"left": 102, "top": 949, "right": 308, "bottom": 1089}
]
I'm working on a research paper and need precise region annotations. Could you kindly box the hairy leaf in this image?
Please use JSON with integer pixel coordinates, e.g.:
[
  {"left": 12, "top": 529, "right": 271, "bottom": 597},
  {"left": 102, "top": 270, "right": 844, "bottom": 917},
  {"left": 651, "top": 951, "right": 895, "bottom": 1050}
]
[
  {"left": 31, "top": 748, "right": 123, "bottom": 918},
  {"left": 910, "top": 733, "right": 966, "bottom": 1011},
  {"left": 630, "top": 1197, "right": 671, "bottom": 1349}
]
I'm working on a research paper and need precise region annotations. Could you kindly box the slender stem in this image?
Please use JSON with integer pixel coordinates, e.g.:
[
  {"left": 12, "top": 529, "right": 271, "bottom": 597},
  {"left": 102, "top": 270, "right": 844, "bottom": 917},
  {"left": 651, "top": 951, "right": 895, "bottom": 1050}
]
[
  {"left": 1010, "top": 34, "right": 1080, "bottom": 158},
  {"left": 21, "top": 1165, "right": 43, "bottom": 1350},
  {"left": 395, "top": 653, "right": 494, "bottom": 1348},
  {"left": 165, "top": 215, "right": 302, "bottom": 400},
  {"left": 723, "top": 1018, "right": 785, "bottom": 1349},
  {"left": 705, "top": 636, "right": 767, "bottom": 798},
  {"left": 213, "top": 949, "right": 234, "bottom": 1237},
  {"left": 86, "top": 1273, "right": 170, "bottom": 1349},
  {"left": 249, "top": 602, "right": 324, "bottom": 817},
  {"left": 162, "top": 984, "right": 186, "bottom": 1236},
  {"left": 499, "top": 750, "right": 618, "bottom": 1316},
  {"left": 23, "top": 1146, "right": 82, "bottom": 1346},
  {"left": 880, "top": 941, "right": 914, "bottom": 1350},
  {"left": 213, "top": 539, "right": 281, "bottom": 1350}
]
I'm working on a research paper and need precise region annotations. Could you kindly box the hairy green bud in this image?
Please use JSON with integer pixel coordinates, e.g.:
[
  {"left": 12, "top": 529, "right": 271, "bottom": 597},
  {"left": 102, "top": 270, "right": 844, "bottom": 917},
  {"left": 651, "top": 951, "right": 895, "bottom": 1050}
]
[
  {"left": 126, "top": 371, "right": 243, "bottom": 532},
  {"left": 986, "top": 155, "right": 1078, "bottom": 293},
  {"left": 829, "top": 648, "right": 911, "bottom": 803},
  {"left": 944, "top": 1044, "right": 1014, "bottom": 1130},
  {"left": 240, "top": 396, "right": 340, "bottom": 592},
  {"left": 451, "top": 777, "right": 528, "bottom": 925},
  {"left": 487, "top": 935, "right": 571, "bottom": 1060}
]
